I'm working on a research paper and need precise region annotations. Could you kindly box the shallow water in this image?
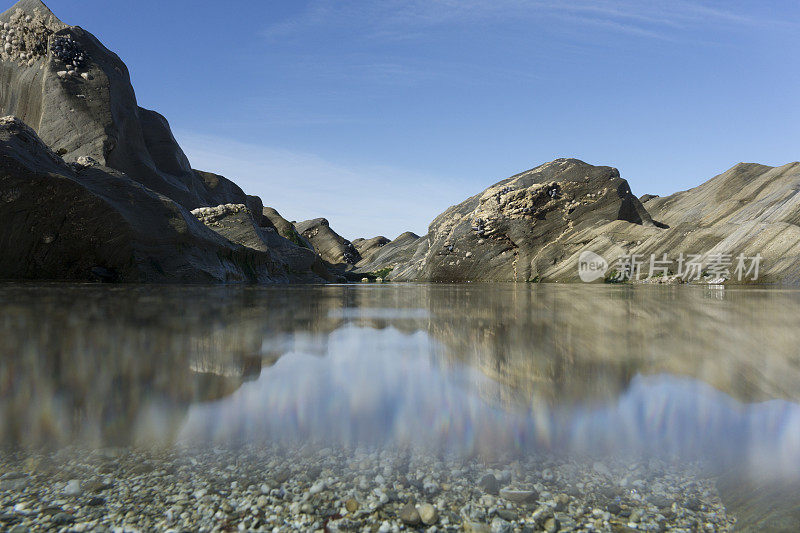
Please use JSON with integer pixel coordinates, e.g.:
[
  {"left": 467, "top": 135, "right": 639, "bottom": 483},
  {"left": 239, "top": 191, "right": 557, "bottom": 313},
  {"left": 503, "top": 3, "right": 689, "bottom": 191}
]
[{"left": 1, "top": 283, "right": 799, "bottom": 530}]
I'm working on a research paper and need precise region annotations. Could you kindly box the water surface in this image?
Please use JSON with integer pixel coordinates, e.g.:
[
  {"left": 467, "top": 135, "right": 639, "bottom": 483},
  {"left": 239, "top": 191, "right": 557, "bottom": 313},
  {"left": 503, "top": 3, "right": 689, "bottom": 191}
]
[{"left": 1, "top": 283, "right": 799, "bottom": 530}]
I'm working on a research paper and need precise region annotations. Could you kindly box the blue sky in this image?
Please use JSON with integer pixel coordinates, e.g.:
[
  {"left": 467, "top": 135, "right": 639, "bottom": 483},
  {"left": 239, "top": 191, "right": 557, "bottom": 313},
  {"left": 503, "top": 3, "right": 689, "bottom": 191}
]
[{"left": 45, "top": 0, "right": 800, "bottom": 239}]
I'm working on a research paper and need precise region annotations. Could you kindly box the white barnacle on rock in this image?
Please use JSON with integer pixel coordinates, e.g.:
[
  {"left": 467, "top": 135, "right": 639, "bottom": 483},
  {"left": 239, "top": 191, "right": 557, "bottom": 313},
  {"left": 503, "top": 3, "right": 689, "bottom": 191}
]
[
  {"left": 190, "top": 203, "right": 248, "bottom": 224},
  {"left": 75, "top": 155, "right": 98, "bottom": 167}
]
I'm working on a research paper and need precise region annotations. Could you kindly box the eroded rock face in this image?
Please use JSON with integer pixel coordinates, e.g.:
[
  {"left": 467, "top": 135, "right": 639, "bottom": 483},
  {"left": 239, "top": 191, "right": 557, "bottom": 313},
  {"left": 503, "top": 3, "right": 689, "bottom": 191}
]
[
  {"left": 295, "top": 218, "right": 361, "bottom": 269},
  {"left": 0, "top": 1, "right": 330, "bottom": 284},
  {"left": 262, "top": 206, "right": 312, "bottom": 249},
  {"left": 523, "top": 160, "right": 800, "bottom": 284},
  {"left": 392, "top": 158, "right": 654, "bottom": 282},
  {"left": 352, "top": 236, "right": 390, "bottom": 263},
  {"left": 190, "top": 204, "right": 335, "bottom": 282},
  {"left": 629, "top": 162, "right": 800, "bottom": 281},
  {"left": 355, "top": 232, "right": 422, "bottom": 276},
  {"left": 379, "top": 159, "right": 800, "bottom": 284},
  {"left": 0, "top": 0, "right": 248, "bottom": 211},
  {"left": 0, "top": 117, "right": 292, "bottom": 283}
]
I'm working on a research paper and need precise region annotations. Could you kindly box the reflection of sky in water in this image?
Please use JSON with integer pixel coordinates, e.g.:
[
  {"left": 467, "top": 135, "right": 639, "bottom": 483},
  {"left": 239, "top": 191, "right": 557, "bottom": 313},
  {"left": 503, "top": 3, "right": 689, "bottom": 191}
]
[{"left": 180, "top": 326, "right": 800, "bottom": 481}]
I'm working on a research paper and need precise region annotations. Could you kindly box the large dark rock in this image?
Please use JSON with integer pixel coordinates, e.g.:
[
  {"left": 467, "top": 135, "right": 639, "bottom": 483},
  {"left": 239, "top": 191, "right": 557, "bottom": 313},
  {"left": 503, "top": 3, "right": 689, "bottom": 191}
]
[
  {"left": 0, "top": 117, "right": 311, "bottom": 283},
  {"left": 355, "top": 232, "right": 421, "bottom": 276},
  {"left": 391, "top": 158, "right": 654, "bottom": 282},
  {"left": 262, "top": 206, "right": 313, "bottom": 249},
  {"left": 295, "top": 218, "right": 360, "bottom": 269},
  {"left": 383, "top": 159, "right": 800, "bottom": 283},
  {"left": 352, "top": 236, "right": 390, "bottom": 263},
  {"left": 0, "top": 1, "right": 329, "bottom": 284},
  {"left": 191, "top": 204, "right": 336, "bottom": 282},
  {"left": 627, "top": 161, "right": 800, "bottom": 282},
  {"left": 0, "top": 0, "right": 248, "bottom": 211}
]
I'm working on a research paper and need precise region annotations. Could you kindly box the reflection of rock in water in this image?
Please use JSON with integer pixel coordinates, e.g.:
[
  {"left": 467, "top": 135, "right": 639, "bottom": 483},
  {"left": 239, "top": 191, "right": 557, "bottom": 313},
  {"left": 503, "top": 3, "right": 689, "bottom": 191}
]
[
  {"left": 0, "top": 287, "right": 296, "bottom": 447},
  {"left": 422, "top": 286, "right": 800, "bottom": 408},
  {"left": 3, "top": 283, "right": 800, "bottom": 449}
]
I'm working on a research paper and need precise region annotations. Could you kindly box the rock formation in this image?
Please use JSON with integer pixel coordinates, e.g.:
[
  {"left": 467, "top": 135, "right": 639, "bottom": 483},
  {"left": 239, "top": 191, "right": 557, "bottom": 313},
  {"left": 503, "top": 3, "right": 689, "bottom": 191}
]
[
  {"left": 191, "top": 204, "right": 336, "bottom": 282},
  {"left": 0, "top": 117, "right": 316, "bottom": 282},
  {"left": 0, "top": 0, "right": 330, "bottom": 283},
  {"left": 366, "top": 159, "right": 800, "bottom": 284},
  {"left": 0, "top": 0, "right": 798, "bottom": 285},
  {"left": 0, "top": 0, "right": 247, "bottom": 211},
  {"left": 352, "top": 236, "right": 390, "bottom": 263},
  {"left": 261, "top": 206, "right": 312, "bottom": 250},
  {"left": 355, "top": 232, "right": 421, "bottom": 276},
  {"left": 295, "top": 218, "right": 361, "bottom": 269},
  {"left": 388, "top": 158, "right": 655, "bottom": 282}
]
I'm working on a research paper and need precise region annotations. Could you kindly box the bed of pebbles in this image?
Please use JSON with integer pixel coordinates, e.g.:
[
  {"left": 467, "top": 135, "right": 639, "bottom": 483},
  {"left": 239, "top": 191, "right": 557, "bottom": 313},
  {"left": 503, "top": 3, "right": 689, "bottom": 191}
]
[{"left": 0, "top": 445, "right": 734, "bottom": 532}]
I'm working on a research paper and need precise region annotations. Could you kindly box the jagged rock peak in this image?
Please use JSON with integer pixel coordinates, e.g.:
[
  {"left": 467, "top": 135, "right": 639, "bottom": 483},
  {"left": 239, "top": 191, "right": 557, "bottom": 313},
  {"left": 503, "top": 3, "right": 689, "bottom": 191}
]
[
  {"left": 0, "top": 0, "right": 253, "bottom": 211},
  {"left": 1, "top": 0, "right": 62, "bottom": 23}
]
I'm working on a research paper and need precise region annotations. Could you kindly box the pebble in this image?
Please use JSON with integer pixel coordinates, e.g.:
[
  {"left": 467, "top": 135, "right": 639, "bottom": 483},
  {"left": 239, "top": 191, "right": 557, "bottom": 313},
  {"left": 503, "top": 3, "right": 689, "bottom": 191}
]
[
  {"left": 308, "top": 480, "right": 326, "bottom": 494},
  {"left": 491, "top": 517, "right": 512, "bottom": 533},
  {"left": 423, "top": 479, "right": 440, "bottom": 495},
  {"left": 479, "top": 473, "right": 499, "bottom": 495},
  {"left": 345, "top": 498, "right": 359, "bottom": 513},
  {"left": 465, "top": 522, "right": 492, "bottom": 533},
  {"left": 418, "top": 502, "right": 438, "bottom": 525},
  {"left": 544, "top": 516, "right": 560, "bottom": 532},
  {"left": 64, "top": 479, "right": 82, "bottom": 496},
  {"left": 554, "top": 492, "right": 570, "bottom": 510},
  {"left": 399, "top": 502, "right": 421, "bottom": 526},
  {"left": 51, "top": 513, "right": 75, "bottom": 525},
  {"left": 496, "top": 509, "right": 517, "bottom": 521},
  {"left": 499, "top": 487, "right": 539, "bottom": 504},
  {"left": 649, "top": 494, "right": 673, "bottom": 509}
]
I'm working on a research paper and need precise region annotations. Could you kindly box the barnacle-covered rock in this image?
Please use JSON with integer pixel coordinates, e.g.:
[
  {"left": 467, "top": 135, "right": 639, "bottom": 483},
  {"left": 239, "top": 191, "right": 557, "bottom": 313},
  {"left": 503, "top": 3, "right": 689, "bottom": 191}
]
[
  {"left": 390, "top": 159, "right": 653, "bottom": 282},
  {"left": 0, "top": 0, "right": 252, "bottom": 211}
]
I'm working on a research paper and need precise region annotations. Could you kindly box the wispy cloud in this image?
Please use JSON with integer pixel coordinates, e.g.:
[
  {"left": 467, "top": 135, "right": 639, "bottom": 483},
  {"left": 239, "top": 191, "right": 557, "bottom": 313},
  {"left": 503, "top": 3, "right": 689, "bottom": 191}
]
[
  {"left": 263, "top": 0, "right": 796, "bottom": 43},
  {"left": 176, "top": 131, "right": 461, "bottom": 240}
]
